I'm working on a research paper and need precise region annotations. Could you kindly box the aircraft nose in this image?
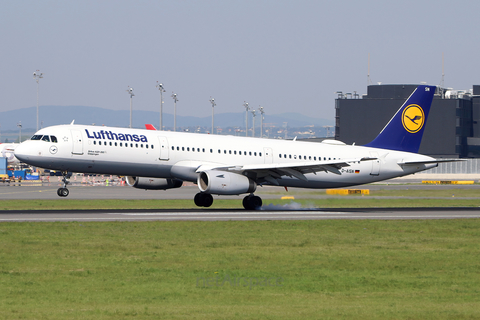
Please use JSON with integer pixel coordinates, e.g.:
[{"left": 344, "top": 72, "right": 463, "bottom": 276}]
[{"left": 13, "top": 142, "right": 31, "bottom": 162}]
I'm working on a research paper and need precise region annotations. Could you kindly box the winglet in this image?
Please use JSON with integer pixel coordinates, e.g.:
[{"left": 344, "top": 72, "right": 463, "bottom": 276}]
[{"left": 364, "top": 85, "right": 436, "bottom": 153}]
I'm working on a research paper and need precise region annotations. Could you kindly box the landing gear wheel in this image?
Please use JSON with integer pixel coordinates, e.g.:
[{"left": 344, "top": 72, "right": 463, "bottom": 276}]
[
  {"left": 57, "top": 171, "right": 72, "bottom": 197},
  {"left": 243, "top": 195, "right": 262, "bottom": 210},
  {"left": 57, "top": 187, "right": 69, "bottom": 197},
  {"left": 194, "top": 193, "right": 214, "bottom": 207}
]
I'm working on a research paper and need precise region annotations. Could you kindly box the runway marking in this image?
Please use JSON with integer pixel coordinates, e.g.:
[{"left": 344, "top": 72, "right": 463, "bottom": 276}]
[{"left": 111, "top": 211, "right": 349, "bottom": 216}]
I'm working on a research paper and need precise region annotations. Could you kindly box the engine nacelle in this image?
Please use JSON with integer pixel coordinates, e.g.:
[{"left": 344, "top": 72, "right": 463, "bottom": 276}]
[
  {"left": 126, "top": 176, "right": 183, "bottom": 190},
  {"left": 198, "top": 171, "right": 256, "bottom": 195}
]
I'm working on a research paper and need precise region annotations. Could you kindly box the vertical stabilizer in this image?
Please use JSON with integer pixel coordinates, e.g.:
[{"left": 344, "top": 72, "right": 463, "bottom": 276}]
[{"left": 364, "top": 85, "right": 436, "bottom": 153}]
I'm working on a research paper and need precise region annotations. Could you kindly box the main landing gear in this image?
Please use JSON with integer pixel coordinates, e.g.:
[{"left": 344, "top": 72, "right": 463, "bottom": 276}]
[
  {"left": 242, "top": 194, "right": 262, "bottom": 210},
  {"left": 57, "top": 171, "right": 71, "bottom": 197},
  {"left": 194, "top": 192, "right": 213, "bottom": 207},
  {"left": 193, "top": 192, "right": 263, "bottom": 210}
]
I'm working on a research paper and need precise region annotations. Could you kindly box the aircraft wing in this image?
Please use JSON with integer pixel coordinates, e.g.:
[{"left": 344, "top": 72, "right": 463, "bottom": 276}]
[{"left": 196, "top": 157, "right": 376, "bottom": 184}]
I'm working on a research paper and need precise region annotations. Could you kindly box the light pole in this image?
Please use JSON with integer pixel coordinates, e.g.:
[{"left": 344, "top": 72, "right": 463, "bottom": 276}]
[
  {"left": 172, "top": 93, "right": 178, "bottom": 131},
  {"left": 210, "top": 97, "right": 216, "bottom": 134},
  {"left": 251, "top": 109, "right": 256, "bottom": 137},
  {"left": 126, "top": 87, "right": 134, "bottom": 128},
  {"left": 156, "top": 82, "right": 165, "bottom": 130},
  {"left": 243, "top": 102, "right": 249, "bottom": 136},
  {"left": 259, "top": 106, "right": 265, "bottom": 138},
  {"left": 33, "top": 70, "right": 43, "bottom": 131},
  {"left": 17, "top": 122, "right": 22, "bottom": 143}
]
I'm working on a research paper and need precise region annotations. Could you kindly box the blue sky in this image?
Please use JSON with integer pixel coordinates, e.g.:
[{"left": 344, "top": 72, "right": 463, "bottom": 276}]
[{"left": 1, "top": 0, "right": 479, "bottom": 125}]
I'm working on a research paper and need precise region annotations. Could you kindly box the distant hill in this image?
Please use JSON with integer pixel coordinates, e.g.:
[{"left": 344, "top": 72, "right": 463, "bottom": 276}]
[{"left": 0, "top": 105, "right": 333, "bottom": 131}]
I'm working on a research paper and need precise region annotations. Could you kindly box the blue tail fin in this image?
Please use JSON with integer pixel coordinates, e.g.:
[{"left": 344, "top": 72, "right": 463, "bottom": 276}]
[{"left": 364, "top": 85, "right": 436, "bottom": 153}]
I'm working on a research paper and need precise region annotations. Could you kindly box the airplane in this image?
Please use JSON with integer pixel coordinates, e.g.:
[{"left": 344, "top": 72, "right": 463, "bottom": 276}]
[
  {"left": 14, "top": 85, "right": 455, "bottom": 209},
  {"left": 0, "top": 143, "right": 20, "bottom": 165}
]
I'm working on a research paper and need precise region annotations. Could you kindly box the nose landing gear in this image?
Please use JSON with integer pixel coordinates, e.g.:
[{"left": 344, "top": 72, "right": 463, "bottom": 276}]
[{"left": 57, "top": 171, "right": 72, "bottom": 197}]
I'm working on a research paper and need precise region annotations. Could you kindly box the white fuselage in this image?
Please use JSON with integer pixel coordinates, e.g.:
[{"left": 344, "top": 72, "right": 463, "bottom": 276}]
[{"left": 14, "top": 124, "right": 437, "bottom": 189}]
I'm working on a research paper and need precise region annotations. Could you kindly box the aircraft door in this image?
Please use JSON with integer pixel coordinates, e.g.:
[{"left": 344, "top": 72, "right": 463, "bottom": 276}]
[
  {"left": 158, "top": 136, "right": 169, "bottom": 160},
  {"left": 71, "top": 130, "right": 83, "bottom": 155},
  {"left": 263, "top": 147, "right": 273, "bottom": 164},
  {"left": 369, "top": 151, "right": 380, "bottom": 176}
]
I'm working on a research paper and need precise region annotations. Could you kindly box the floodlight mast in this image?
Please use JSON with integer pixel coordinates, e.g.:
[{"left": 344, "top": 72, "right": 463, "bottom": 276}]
[
  {"left": 172, "top": 93, "right": 178, "bottom": 131},
  {"left": 156, "top": 82, "right": 165, "bottom": 130},
  {"left": 243, "top": 102, "right": 249, "bottom": 136},
  {"left": 251, "top": 109, "right": 256, "bottom": 137},
  {"left": 259, "top": 106, "right": 265, "bottom": 138},
  {"left": 17, "top": 122, "right": 22, "bottom": 143},
  {"left": 126, "top": 87, "right": 135, "bottom": 128},
  {"left": 210, "top": 97, "right": 216, "bottom": 134},
  {"left": 33, "top": 70, "right": 43, "bottom": 131}
]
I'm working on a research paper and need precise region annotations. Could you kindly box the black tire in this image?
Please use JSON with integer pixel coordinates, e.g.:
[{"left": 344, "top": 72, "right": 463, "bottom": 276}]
[
  {"left": 243, "top": 195, "right": 262, "bottom": 210},
  {"left": 251, "top": 196, "right": 262, "bottom": 209},
  {"left": 203, "top": 194, "right": 213, "bottom": 207},
  {"left": 57, "top": 188, "right": 62, "bottom": 197},
  {"left": 60, "top": 188, "right": 69, "bottom": 197},
  {"left": 194, "top": 193, "right": 204, "bottom": 207}
]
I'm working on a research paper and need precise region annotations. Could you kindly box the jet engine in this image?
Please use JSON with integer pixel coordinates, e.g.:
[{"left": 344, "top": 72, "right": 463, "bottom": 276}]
[
  {"left": 197, "top": 171, "right": 256, "bottom": 195},
  {"left": 126, "top": 176, "right": 183, "bottom": 190}
]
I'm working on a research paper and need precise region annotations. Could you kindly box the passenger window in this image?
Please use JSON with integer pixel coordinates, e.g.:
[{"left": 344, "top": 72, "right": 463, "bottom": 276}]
[
  {"left": 234, "top": 151, "right": 237, "bottom": 155},
  {"left": 104, "top": 141, "right": 107, "bottom": 146},
  {"left": 289, "top": 155, "right": 292, "bottom": 159},
  {"left": 42, "top": 135, "right": 50, "bottom": 142},
  {"left": 146, "top": 144, "right": 149, "bottom": 149},
  {"left": 254, "top": 152, "right": 257, "bottom": 156},
  {"left": 279, "top": 154, "right": 282, "bottom": 158},
  {"left": 177, "top": 147, "right": 179, "bottom": 151},
  {"left": 141, "top": 144, "right": 143, "bottom": 148},
  {"left": 51, "top": 136, "right": 58, "bottom": 143},
  {"left": 198, "top": 148, "right": 201, "bottom": 152},
  {"left": 182, "top": 147, "right": 185, "bottom": 151},
  {"left": 130, "top": 143, "right": 133, "bottom": 147},
  {"left": 187, "top": 147, "right": 190, "bottom": 151},
  {"left": 229, "top": 150, "right": 232, "bottom": 154},
  {"left": 136, "top": 144, "right": 138, "bottom": 148},
  {"left": 109, "top": 142, "right": 112, "bottom": 146},
  {"left": 259, "top": 152, "right": 262, "bottom": 156},
  {"left": 249, "top": 152, "right": 252, "bottom": 156},
  {"left": 172, "top": 146, "right": 174, "bottom": 150},
  {"left": 115, "top": 142, "right": 118, "bottom": 146},
  {"left": 94, "top": 141, "right": 96, "bottom": 145},
  {"left": 192, "top": 147, "right": 195, "bottom": 152},
  {"left": 151, "top": 145, "right": 154, "bottom": 149},
  {"left": 284, "top": 154, "right": 287, "bottom": 158}
]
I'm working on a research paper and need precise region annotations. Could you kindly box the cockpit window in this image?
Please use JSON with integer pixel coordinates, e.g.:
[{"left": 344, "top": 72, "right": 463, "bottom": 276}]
[
  {"left": 41, "top": 135, "right": 50, "bottom": 142},
  {"left": 31, "top": 135, "right": 43, "bottom": 140},
  {"left": 51, "top": 136, "right": 58, "bottom": 143}
]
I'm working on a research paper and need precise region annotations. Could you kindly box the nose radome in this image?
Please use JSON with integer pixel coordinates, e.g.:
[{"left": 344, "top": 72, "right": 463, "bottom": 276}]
[{"left": 13, "top": 142, "right": 30, "bottom": 162}]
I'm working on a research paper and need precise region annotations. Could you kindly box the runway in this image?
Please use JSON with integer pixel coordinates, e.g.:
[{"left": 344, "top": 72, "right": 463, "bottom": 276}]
[
  {"left": 2, "top": 184, "right": 480, "bottom": 222},
  {"left": 1, "top": 207, "right": 480, "bottom": 222}
]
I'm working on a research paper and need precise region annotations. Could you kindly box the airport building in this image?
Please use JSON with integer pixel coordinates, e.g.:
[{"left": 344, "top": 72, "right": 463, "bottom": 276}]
[{"left": 334, "top": 84, "right": 480, "bottom": 158}]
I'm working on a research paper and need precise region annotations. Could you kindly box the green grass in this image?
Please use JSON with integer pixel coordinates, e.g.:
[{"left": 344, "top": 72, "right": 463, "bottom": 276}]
[{"left": 0, "top": 220, "right": 479, "bottom": 319}]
